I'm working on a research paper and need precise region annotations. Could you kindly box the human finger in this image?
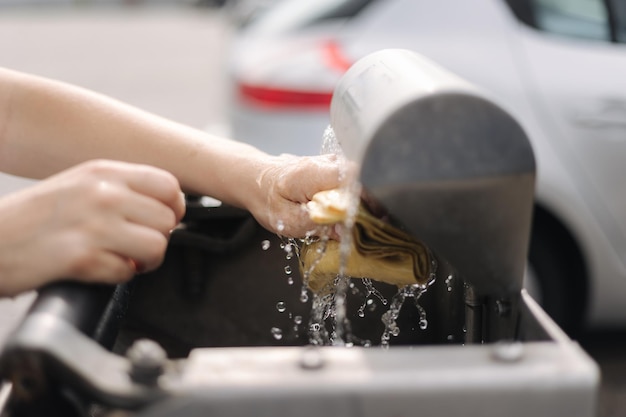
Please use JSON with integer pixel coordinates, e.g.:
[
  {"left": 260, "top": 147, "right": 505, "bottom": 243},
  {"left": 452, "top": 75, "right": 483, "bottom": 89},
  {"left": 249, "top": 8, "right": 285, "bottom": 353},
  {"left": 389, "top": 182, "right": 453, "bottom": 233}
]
[
  {"left": 71, "top": 250, "right": 136, "bottom": 285},
  {"left": 103, "top": 223, "right": 169, "bottom": 273},
  {"left": 118, "top": 191, "right": 180, "bottom": 238},
  {"left": 278, "top": 154, "right": 344, "bottom": 202},
  {"left": 111, "top": 162, "right": 186, "bottom": 223}
]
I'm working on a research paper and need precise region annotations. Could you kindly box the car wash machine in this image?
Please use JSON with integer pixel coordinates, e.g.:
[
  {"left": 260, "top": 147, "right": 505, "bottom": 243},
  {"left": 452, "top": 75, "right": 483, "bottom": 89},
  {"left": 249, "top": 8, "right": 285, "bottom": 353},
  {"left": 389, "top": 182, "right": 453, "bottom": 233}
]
[{"left": 0, "top": 49, "right": 599, "bottom": 417}]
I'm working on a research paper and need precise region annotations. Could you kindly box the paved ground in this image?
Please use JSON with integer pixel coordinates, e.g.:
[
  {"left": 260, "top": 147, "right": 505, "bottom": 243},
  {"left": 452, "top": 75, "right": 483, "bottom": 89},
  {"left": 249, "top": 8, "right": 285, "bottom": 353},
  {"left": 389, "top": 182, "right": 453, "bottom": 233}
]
[{"left": 0, "top": 7, "right": 625, "bottom": 417}]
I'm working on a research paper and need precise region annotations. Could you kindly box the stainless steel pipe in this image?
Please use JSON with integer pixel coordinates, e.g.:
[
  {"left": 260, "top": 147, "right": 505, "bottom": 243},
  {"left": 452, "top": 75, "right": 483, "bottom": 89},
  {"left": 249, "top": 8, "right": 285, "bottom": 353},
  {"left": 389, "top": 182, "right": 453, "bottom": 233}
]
[{"left": 330, "top": 49, "right": 535, "bottom": 298}]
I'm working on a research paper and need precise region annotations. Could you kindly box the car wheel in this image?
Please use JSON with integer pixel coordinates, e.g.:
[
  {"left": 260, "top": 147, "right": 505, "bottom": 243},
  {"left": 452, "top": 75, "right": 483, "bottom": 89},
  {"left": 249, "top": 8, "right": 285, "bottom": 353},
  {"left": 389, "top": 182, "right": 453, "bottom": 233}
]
[{"left": 527, "top": 215, "right": 588, "bottom": 338}]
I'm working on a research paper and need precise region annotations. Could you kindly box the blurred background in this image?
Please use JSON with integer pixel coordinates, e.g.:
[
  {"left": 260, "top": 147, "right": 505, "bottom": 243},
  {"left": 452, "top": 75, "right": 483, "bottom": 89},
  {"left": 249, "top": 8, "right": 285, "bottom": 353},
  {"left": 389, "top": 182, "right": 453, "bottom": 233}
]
[{"left": 0, "top": 1, "right": 625, "bottom": 416}]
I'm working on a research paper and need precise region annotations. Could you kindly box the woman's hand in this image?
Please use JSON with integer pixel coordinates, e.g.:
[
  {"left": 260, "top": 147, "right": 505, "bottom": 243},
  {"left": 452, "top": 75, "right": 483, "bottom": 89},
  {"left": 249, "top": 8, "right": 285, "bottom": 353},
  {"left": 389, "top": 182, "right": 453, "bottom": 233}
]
[
  {"left": 251, "top": 153, "right": 344, "bottom": 238},
  {"left": 0, "top": 159, "right": 185, "bottom": 296}
]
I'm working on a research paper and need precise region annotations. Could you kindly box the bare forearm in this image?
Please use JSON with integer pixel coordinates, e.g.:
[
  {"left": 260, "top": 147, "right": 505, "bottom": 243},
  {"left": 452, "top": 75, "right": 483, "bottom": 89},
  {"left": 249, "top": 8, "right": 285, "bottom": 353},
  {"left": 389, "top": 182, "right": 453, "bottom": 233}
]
[
  {"left": 0, "top": 68, "right": 342, "bottom": 237},
  {"left": 0, "top": 67, "right": 270, "bottom": 208}
]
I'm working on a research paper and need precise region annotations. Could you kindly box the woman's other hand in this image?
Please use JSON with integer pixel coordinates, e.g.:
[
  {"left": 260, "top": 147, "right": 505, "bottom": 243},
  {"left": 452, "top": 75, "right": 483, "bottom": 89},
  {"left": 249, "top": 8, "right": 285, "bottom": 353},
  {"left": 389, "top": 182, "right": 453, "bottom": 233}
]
[{"left": 0, "top": 159, "right": 185, "bottom": 296}]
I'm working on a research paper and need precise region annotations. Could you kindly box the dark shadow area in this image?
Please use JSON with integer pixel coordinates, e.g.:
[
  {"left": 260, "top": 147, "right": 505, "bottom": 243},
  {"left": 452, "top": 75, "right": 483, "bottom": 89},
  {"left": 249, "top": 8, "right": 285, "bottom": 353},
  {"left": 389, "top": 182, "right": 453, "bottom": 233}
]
[{"left": 579, "top": 330, "right": 626, "bottom": 417}]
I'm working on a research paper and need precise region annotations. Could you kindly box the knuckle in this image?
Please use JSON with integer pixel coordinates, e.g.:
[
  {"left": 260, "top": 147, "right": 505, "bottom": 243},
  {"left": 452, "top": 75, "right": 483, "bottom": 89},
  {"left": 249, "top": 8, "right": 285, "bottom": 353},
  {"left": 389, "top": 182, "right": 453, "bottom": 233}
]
[
  {"left": 92, "top": 183, "right": 124, "bottom": 209},
  {"left": 274, "top": 173, "right": 290, "bottom": 193}
]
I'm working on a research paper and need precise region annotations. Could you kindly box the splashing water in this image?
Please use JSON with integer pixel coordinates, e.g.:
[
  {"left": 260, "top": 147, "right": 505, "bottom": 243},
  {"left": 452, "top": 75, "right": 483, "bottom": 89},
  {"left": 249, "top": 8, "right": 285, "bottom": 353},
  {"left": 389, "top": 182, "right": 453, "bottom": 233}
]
[
  {"left": 267, "top": 125, "right": 439, "bottom": 348},
  {"left": 304, "top": 186, "right": 362, "bottom": 345},
  {"left": 380, "top": 274, "right": 436, "bottom": 348},
  {"left": 331, "top": 184, "right": 361, "bottom": 345},
  {"left": 302, "top": 125, "right": 440, "bottom": 347},
  {"left": 356, "top": 279, "right": 387, "bottom": 318},
  {"left": 271, "top": 327, "right": 283, "bottom": 340},
  {"left": 298, "top": 231, "right": 330, "bottom": 305},
  {"left": 445, "top": 274, "right": 454, "bottom": 292},
  {"left": 321, "top": 125, "right": 344, "bottom": 156},
  {"left": 284, "top": 242, "right": 294, "bottom": 260}
]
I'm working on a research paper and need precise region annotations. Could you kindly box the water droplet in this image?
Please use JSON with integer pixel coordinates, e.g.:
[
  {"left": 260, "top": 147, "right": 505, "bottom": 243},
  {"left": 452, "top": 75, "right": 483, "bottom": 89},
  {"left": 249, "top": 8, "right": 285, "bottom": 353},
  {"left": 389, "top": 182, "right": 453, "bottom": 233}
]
[
  {"left": 447, "top": 334, "right": 454, "bottom": 341},
  {"left": 310, "top": 323, "right": 321, "bottom": 332},
  {"left": 284, "top": 266, "right": 292, "bottom": 275},
  {"left": 366, "top": 299, "right": 374, "bottom": 305},
  {"left": 419, "top": 319, "right": 428, "bottom": 330},
  {"left": 294, "top": 315, "right": 302, "bottom": 324},
  {"left": 271, "top": 327, "right": 283, "bottom": 340},
  {"left": 363, "top": 340, "right": 372, "bottom": 347},
  {"left": 391, "top": 327, "right": 401, "bottom": 337},
  {"left": 261, "top": 240, "right": 271, "bottom": 250},
  {"left": 300, "top": 292, "right": 309, "bottom": 303},
  {"left": 357, "top": 309, "right": 365, "bottom": 318},
  {"left": 276, "top": 302, "right": 286, "bottom": 313},
  {"left": 445, "top": 274, "right": 454, "bottom": 292},
  {"left": 287, "top": 277, "right": 294, "bottom": 285},
  {"left": 276, "top": 220, "right": 285, "bottom": 233}
]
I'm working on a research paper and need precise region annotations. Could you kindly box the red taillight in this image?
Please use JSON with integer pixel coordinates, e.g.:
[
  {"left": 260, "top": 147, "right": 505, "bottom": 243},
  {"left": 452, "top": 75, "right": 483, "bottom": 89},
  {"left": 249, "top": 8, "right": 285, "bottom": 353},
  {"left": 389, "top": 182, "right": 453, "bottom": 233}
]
[
  {"left": 237, "top": 41, "right": 353, "bottom": 110},
  {"left": 322, "top": 40, "right": 353, "bottom": 73},
  {"left": 237, "top": 83, "right": 334, "bottom": 109}
]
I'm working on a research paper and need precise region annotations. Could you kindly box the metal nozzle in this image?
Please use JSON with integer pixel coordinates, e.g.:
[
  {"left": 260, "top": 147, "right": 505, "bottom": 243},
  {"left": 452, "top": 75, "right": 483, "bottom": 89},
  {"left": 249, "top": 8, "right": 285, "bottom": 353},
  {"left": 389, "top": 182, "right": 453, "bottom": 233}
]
[{"left": 330, "top": 49, "right": 535, "bottom": 297}]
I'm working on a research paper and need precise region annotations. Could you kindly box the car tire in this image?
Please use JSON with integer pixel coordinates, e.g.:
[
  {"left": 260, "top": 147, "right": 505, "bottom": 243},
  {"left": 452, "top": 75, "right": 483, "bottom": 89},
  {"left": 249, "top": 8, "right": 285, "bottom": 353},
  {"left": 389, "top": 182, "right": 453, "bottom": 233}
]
[{"left": 527, "top": 211, "right": 588, "bottom": 338}]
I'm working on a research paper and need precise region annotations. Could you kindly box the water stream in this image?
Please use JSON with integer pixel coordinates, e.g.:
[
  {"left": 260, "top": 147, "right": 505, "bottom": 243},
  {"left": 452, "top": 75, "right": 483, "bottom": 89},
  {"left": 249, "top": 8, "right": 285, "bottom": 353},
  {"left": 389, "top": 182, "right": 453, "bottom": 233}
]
[{"left": 286, "top": 125, "right": 439, "bottom": 347}]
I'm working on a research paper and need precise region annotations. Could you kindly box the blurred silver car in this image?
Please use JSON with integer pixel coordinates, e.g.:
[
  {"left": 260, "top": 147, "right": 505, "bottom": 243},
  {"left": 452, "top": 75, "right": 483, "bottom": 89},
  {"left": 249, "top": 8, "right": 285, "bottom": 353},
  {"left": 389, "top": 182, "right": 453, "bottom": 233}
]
[
  {"left": 220, "top": 0, "right": 626, "bottom": 335},
  {"left": 220, "top": 0, "right": 282, "bottom": 25}
]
